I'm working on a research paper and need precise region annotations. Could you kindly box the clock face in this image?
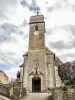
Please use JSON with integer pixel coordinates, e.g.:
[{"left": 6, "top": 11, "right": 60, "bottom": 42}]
[{"left": 34, "top": 31, "right": 39, "bottom": 35}]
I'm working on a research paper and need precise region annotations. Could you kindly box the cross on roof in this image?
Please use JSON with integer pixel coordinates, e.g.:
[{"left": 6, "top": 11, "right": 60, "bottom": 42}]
[
  {"left": 36, "top": 7, "right": 39, "bottom": 15},
  {"left": 37, "top": 11, "right": 39, "bottom": 15}
]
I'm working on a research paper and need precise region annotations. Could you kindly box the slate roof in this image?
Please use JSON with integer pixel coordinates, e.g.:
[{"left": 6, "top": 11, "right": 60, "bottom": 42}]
[
  {"left": 45, "top": 46, "right": 55, "bottom": 55},
  {"left": 23, "top": 51, "right": 28, "bottom": 56},
  {"left": 55, "top": 57, "right": 63, "bottom": 66},
  {"left": 19, "top": 63, "right": 24, "bottom": 67}
]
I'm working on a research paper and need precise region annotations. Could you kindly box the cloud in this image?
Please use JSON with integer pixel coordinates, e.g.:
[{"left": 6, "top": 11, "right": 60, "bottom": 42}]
[
  {"left": 5, "top": 67, "right": 19, "bottom": 79},
  {"left": 0, "top": 0, "right": 19, "bottom": 19},
  {"left": 20, "top": 0, "right": 40, "bottom": 12},
  {"left": 1, "top": 0, "right": 75, "bottom": 79},
  {"left": 59, "top": 50, "right": 75, "bottom": 62},
  {"left": 66, "top": 25, "right": 75, "bottom": 36},
  {"left": 49, "top": 40, "right": 73, "bottom": 50},
  {"left": 0, "top": 0, "right": 30, "bottom": 79},
  {"left": 47, "top": 9, "right": 75, "bottom": 28},
  {"left": 0, "top": 23, "right": 27, "bottom": 43},
  {"left": 0, "top": 31, "right": 28, "bottom": 64},
  {"left": 47, "top": 0, "right": 75, "bottom": 12},
  {"left": 0, "top": 22, "right": 28, "bottom": 75},
  {"left": 63, "top": 53, "right": 75, "bottom": 57}
]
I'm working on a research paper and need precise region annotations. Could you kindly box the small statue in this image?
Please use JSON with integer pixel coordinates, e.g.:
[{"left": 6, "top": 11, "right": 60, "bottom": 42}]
[
  {"left": 17, "top": 71, "right": 20, "bottom": 79},
  {"left": 34, "top": 58, "right": 39, "bottom": 68}
]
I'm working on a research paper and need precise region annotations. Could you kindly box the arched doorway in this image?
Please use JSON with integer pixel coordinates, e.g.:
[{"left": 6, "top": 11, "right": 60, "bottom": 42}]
[{"left": 32, "top": 77, "right": 41, "bottom": 92}]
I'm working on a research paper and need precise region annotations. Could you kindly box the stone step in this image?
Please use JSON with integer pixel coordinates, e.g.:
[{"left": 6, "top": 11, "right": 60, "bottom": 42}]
[{"left": 20, "top": 93, "right": 50, "bottom": 100}]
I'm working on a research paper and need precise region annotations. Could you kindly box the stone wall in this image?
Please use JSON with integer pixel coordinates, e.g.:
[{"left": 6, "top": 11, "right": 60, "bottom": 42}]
[
  {"left": 52, "top": 86, "right": 75, "bottom": 100},
  {"left": 0, "top": 84, "right": 10, "bottom": 97},
  {"left": 67, "top": 86, "right": 75, "bottom": 100},
  {"left": 55, "top": 66, "right": 63, "bottom": 87},
  {"left": 0, "top": 82, "right": 27, "bottom": 99}
]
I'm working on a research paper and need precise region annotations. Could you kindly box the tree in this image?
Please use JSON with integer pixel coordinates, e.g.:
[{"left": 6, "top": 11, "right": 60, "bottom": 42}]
[{"left": 58, "top": 61, "right": 75, "bottom": 85}]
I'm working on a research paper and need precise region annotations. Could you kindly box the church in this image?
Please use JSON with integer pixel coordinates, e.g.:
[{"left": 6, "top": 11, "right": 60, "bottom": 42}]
[{"left": 19, "top": 14, "right": 63, "bottom": 92}]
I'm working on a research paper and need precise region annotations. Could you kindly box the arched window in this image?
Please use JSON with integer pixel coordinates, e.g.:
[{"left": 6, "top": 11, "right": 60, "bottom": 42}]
[{"left": 35, "top": 25, "right": 38, "bottom": 31}]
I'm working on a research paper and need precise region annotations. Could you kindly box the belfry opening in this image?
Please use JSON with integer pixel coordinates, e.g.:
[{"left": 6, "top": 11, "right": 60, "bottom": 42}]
[{"left": 32, "top": 77, "right": 41, "bottom": 92}]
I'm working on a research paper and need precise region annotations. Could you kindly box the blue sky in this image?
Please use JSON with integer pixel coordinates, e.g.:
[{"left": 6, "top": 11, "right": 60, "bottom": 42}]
[
  {"left": 0, "top": 64, "right": 10, "bottom": 70},
  {"left": 0, "top": 0, "right": 75, "bottom": 79}
]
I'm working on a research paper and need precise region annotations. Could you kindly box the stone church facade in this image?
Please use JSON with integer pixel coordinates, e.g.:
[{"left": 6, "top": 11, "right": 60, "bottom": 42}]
[{"left": 19, "top": 14, "right": 63, "bottom": 92}]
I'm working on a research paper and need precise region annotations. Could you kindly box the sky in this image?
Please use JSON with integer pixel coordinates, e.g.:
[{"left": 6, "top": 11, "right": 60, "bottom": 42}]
[{"left": 0, "top": 0, "right": 75, "bottom": 79}]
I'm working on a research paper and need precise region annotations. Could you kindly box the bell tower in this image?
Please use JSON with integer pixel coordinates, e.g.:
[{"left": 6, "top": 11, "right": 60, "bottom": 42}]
[{"left": 29, "top": 14, "right": 45, "bottom": 50}]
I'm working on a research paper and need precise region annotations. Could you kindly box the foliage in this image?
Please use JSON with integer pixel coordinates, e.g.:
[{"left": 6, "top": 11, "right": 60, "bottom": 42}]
[
  {"left": 58, "top": 61, "right": 75, "bottom": 85},
  {"left": 0, "top": 85, "right": 10, "bottom": 98}
]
